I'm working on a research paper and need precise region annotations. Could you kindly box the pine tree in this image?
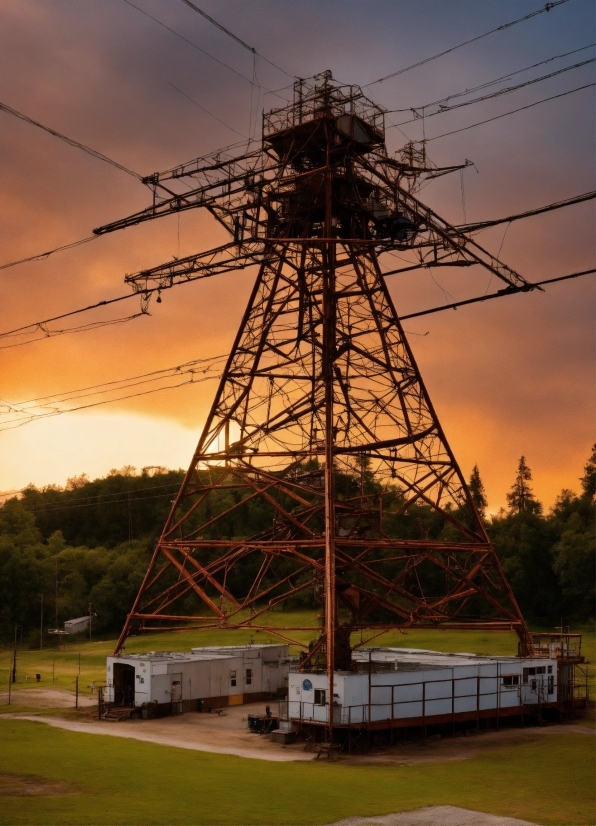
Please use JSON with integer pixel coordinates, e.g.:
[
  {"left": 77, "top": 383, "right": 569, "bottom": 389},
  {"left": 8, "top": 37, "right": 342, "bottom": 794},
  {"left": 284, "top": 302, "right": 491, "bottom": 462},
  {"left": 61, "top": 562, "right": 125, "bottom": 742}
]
[
  {"left": 580, "top": 443, "right": 596, "bottom": 500},
  {"left": 468, "top": 464, "right": 488, "bottom": 518},
  {"left": 506, "top": 456, "right": 542, "bottom": 514}
]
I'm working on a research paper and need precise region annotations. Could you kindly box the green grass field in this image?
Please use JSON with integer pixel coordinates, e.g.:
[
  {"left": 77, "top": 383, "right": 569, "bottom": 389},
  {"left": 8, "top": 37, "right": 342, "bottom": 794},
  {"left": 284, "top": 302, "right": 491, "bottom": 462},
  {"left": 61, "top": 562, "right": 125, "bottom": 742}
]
[
  {"left": 1, "top": 614, "right": 594, "bottom": 705},
  {"left": 0, "top": 719, "right": 593, "bottom": 826},
  {"left": 1, "top": 616, "right": 594, "bottom": 825}
]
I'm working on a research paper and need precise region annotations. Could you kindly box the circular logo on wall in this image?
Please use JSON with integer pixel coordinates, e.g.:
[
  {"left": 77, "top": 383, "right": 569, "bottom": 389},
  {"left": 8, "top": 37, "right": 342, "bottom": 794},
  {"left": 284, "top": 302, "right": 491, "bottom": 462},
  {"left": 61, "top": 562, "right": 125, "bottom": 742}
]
[{"left": 302, "top": 679, "right": 313, "bottom": 691}]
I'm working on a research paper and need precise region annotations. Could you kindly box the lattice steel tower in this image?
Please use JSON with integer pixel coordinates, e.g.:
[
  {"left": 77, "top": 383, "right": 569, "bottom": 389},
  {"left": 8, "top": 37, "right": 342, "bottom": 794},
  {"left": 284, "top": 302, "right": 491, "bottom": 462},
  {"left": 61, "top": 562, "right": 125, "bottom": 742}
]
[{"left": 97, "top": 73, "right": 534, "bottom": 681}]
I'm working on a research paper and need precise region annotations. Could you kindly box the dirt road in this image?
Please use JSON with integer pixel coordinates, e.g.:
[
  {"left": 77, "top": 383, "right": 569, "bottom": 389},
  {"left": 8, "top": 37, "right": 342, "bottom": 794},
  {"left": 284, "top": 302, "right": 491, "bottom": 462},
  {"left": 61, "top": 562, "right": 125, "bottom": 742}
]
[{"left": 5, "top": 701, "right": 593, "bottom": 764}]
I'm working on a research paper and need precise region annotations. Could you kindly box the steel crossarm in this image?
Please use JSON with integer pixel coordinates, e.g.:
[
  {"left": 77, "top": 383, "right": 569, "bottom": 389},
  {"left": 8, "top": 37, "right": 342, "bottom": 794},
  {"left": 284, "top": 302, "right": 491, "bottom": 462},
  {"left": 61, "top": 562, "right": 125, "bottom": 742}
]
[{"left": 356, "top": 154, "right": 537, "bottom": 290}]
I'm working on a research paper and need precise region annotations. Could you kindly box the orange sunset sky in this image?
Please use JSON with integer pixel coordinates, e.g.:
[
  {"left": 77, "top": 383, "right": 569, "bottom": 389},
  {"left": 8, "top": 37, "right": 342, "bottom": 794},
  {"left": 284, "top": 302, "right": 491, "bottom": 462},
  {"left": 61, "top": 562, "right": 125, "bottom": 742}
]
[{"left": 1, "top": 0, "right": 594, "bottom": 513}]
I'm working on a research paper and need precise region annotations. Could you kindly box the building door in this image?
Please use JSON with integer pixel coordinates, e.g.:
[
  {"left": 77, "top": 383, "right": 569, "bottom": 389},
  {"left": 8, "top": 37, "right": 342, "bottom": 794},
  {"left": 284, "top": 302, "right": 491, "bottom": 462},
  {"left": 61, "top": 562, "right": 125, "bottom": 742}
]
[
  {"left": 113, "top": 663, "right": 135, "bottom": 705},
  {"left": 171, "top": 674, "right": 182, "bottom": 702}
]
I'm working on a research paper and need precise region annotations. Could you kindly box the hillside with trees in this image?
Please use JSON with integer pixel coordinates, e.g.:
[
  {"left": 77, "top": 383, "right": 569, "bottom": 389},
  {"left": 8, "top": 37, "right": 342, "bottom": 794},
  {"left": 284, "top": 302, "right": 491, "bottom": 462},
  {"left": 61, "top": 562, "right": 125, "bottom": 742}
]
[{"left": 0, "top": 449, "right": 593, "bottom": 645}]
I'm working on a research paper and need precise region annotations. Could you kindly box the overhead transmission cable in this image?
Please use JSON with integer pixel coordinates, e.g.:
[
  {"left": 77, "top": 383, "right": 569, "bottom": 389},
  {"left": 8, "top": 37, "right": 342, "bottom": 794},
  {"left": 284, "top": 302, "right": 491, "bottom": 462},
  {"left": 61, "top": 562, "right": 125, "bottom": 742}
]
[
  {"left": 397, "top": 268, "right": 596, "bottom": 321},
  {"left": 387, "top": 57, "right": 595, "bottom": 128},
  {"left": 0, "top": 312, "right": 149, "bottom": 352},
  {"left": 426, "top": 82, "right": 595, "bottom": 141},
  {"left": 22, "top": 488, "right": 185, "bottom": 513},
  {"left": 386, "top": 43, "right": 595, "bottom": 114},
  {"left": 122, "top": 0, "right": 255, "bottom": 87},
  {"left": 0, "top": 372, "right": 220, "bottom": 431},
  {"left": 0, "top": 356, "right": 225, "bottom": 431},
  {"left": 2, "top": 267, "right": 593, "bottom": 431},
  {"left": 6, "top": 354, "right": 226, "bottom": 408},
  {"left": 0, "top": 134, "right": 262, "bottom": 275},
  {"left": 169, "top": 83, "right": 248, "bottom": 138},
  {"left": 178, "top": 0, "right": 294, "bottom": 79},
  {"left": 0, "top": 101, "right": 142, "bottom": 180},
  {"left": 0, "top": 235, "right": 99, "bottom": 272},
  {"left": 1, "top": 187, "right": 592, "bottom": 347},
  {"left": 365, "top": 0, "right": 572, "bottom": 87},
  {"left": 14, "top": 479, "right": 183, "bottom": 505},
  {"left": 457, "top": 190, "right": 596, "bottom": 232},
  {"left": 2, "top": 187, "right": 592, "bottom": 346}
]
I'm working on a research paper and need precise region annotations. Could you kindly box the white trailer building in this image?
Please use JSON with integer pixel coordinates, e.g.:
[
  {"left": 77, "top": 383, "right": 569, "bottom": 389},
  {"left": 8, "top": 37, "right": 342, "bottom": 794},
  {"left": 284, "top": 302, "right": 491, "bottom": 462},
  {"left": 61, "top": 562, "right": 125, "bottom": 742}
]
[
  {"left": 106, "top": 644, "right": 288, "bottom": 712},
  {"left": 64, "top": 616, "right": 91, "bottom": 635},
  {"left": 288, "top": 648, "right": 557, "bottom": 729}
]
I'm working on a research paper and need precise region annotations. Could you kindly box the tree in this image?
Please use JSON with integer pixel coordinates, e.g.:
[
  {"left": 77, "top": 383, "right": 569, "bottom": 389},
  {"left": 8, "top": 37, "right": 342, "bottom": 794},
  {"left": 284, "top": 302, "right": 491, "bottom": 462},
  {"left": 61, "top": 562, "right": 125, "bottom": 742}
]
[
  {"left": 580, "top": 443, "right": 596, "bottom": 500},
  {"left": 506, "top": 456, "right": 542, "bottom": 515},
  {"left": 551, "top": 512, "right": 595, "bottom": 619},
  {"left": 468, "top": 464, "right": 488, "bottom": 518}
]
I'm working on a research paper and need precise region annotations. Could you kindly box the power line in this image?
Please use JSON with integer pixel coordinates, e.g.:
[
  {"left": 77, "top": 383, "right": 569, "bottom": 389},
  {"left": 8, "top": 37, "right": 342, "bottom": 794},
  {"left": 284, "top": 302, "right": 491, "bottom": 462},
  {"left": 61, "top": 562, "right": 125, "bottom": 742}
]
[
  {"left": 388, "top": 57, "right": 595, "bottom": 127},
  {"left": 10, "top": 355, "right": 226, "bottom": 407},
  {"left": 0, "top": 101, "right": 143, "bottom": 180},
  {"left": 122, "top": 0, "right": 255, "bottom": 87},
  {"left": 457, "top": 191, "right": 596, "bottom": 232},
  {"left": 169, "top": 83, "right": 248, "bottom": 138},
  {"left": 0, "top": 312, "right": 149, "bottom": 351},
  {"left": 0, "top": 278, "right": 182, "bottom": 342},
  {"left": 397, "top": 268, "right": 596, "bottom": 321},
  {"left": 0, "top": 355, "right": 226, "bottom": 429},
  {"left": 0, "top": 246, "right": 261, "bottom": 343},
  {"left": 0, "top": 372, "right": 220, "bottom": 432},
  {"left": 387, "top": 43, "right": 595, "bottom": 114},
  {"left": 2, "top": 174, "right": 591, "bottom": 346},
  {"left": 19, "top": 480, "right": 181, "bottom": 506},
  {"left": 0, "top": 235, "right": 99, "bottom": 273},
  {"left": 427, "top": 82, "right": 595, "bottom": 142},
  {"left": 23, "top": 488, "right": 182, "bottom": 514},
  {"left": 365, "top": 0, "right": 572, "bottom": 87},
  {"left": 178, "top": 0, "right": 294, "bottom": 79}
]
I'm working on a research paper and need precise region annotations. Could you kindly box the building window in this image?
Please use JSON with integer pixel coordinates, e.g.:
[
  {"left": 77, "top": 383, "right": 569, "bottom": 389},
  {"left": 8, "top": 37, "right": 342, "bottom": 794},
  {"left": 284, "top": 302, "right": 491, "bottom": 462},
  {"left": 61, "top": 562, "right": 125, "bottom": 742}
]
[
  {"left": 502, "top": 675, "right": 519, "bottom": 687},
  {"left": 548, "top": 676, "right": 554, "bottom": 695},
  {"left": 245, "top": 668, "right": 252, "bottom": 686},
  {"left": 314, "top": 689, "right": 326, "bottom": 706},
  {"left": 230, "top": 670, "right": 236, "bottom": 688},
  {"left": 536, "top": 666, "right": 546, "bottom": 675},
  {"left": 548, "top": 666, "right": 553, "bottom": 674},
  {"left": 522, "top": 667, "right": 536, "bottom": 684}
]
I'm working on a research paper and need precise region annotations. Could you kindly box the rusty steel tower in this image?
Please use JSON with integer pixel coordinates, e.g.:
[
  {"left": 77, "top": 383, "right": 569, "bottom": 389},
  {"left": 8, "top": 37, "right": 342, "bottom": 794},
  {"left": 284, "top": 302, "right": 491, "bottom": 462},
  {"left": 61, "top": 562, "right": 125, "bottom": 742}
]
[{"left": 97, "top": 72, "right": 534, "bottom": 700}]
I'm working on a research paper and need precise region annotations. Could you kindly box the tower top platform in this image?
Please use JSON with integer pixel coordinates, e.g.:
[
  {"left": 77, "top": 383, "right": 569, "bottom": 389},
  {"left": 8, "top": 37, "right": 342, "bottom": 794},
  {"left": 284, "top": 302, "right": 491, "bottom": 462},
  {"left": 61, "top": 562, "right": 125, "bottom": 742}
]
[{"left": 263, "top": 70, "right": 385, "bottom": 153}]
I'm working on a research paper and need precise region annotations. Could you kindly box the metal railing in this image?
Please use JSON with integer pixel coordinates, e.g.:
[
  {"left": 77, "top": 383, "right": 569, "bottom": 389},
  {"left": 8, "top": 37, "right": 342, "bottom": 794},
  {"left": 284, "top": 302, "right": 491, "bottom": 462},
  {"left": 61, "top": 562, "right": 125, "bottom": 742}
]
[{"left": 285, "top": 671, "right": 562, "bottom": 727}]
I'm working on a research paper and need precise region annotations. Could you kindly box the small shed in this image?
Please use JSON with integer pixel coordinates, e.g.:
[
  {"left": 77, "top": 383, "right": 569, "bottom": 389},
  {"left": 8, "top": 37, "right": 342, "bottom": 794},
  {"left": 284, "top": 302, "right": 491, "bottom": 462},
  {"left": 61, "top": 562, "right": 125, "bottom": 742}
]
[
  {"left": 106, "top": 644, "right": 289, "bottom": 711},
  {"left": 64, "top": 616, "right": 90, "bottom": 635}
]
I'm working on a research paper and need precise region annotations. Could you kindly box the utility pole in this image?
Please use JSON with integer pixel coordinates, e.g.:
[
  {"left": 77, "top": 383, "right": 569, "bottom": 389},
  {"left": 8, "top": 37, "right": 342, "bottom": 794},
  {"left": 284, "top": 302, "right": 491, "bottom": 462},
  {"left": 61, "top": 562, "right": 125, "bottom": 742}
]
[
  {"left": 12, "top": 624, "right": 19, "bottom": 684},
  {"left": 55, "top": 557, "right": 58, "bottom": 630},
  {"left": 39, "top": 594, "right": 44, "bottom": 650}
]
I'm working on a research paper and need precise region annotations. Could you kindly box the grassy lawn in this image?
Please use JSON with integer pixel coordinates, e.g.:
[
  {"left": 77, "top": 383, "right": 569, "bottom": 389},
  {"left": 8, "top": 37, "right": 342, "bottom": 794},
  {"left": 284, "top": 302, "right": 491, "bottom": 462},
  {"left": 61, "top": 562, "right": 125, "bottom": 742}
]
[
  {"left": 1, "top": 615, "right": 593, "bottom": 704},
  {"left": 0, "top": 719, "right": 593, "bottom": 826}
]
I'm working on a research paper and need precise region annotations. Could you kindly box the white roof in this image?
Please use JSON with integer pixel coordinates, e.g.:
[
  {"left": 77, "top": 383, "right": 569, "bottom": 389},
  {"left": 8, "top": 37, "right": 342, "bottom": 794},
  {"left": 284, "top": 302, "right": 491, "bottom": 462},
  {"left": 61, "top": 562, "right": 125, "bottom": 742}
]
[
  {"left": 111, "top": 643, "right": 287, "bottom": 664},
  {"left": 352, "top": 647, "right": 547, "bottom": 669}
]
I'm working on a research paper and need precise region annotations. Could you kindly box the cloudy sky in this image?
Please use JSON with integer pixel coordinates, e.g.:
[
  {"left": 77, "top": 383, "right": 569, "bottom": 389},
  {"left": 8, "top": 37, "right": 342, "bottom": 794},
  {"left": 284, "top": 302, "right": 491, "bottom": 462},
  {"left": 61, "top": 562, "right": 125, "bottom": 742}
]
[{"left": 0, "top": 0, "right": 594, "bottom": 511}]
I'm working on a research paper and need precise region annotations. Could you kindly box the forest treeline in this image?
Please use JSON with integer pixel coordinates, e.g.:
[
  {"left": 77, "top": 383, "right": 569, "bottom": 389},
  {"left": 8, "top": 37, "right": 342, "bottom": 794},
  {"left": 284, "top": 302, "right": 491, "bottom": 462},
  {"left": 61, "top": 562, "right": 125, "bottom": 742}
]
[{"left": 0, "top": 448, "right": 593, "bottom": 645}]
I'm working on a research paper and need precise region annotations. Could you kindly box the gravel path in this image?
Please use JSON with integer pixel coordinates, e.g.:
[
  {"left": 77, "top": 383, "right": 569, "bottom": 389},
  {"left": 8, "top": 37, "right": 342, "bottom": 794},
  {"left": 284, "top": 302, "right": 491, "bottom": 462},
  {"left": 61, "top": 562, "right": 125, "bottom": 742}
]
[
  {"left": 7, "top": 713, "right": 313, "bottom": 762},
  {"left": 5, "top": 703, "right": 592, "bottom": 766},
  {"left": 326, "top": 806, "right": 539, "bottom": 826}
]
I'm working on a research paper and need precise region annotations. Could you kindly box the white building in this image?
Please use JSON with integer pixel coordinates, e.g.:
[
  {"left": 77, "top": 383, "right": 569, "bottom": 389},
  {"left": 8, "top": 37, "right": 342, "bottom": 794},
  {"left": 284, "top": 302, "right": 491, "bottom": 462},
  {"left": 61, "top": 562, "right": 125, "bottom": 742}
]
[
  {"left": 288, "top": 648, "right": 557, "bottom": 727},
  {"left": 106, "top": 644, "right": 289, "bottom": 711},
  {"left": 64, "top": 616, "right": 90, "bottom": 635}
]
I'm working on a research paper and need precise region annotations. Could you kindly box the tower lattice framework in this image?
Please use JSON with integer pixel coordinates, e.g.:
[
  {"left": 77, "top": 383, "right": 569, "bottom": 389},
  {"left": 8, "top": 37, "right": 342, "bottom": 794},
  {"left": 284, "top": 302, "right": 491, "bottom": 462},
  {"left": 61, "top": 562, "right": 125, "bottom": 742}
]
[{"left": 97, "top": 72, "right": 534, "bottom": 674}]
